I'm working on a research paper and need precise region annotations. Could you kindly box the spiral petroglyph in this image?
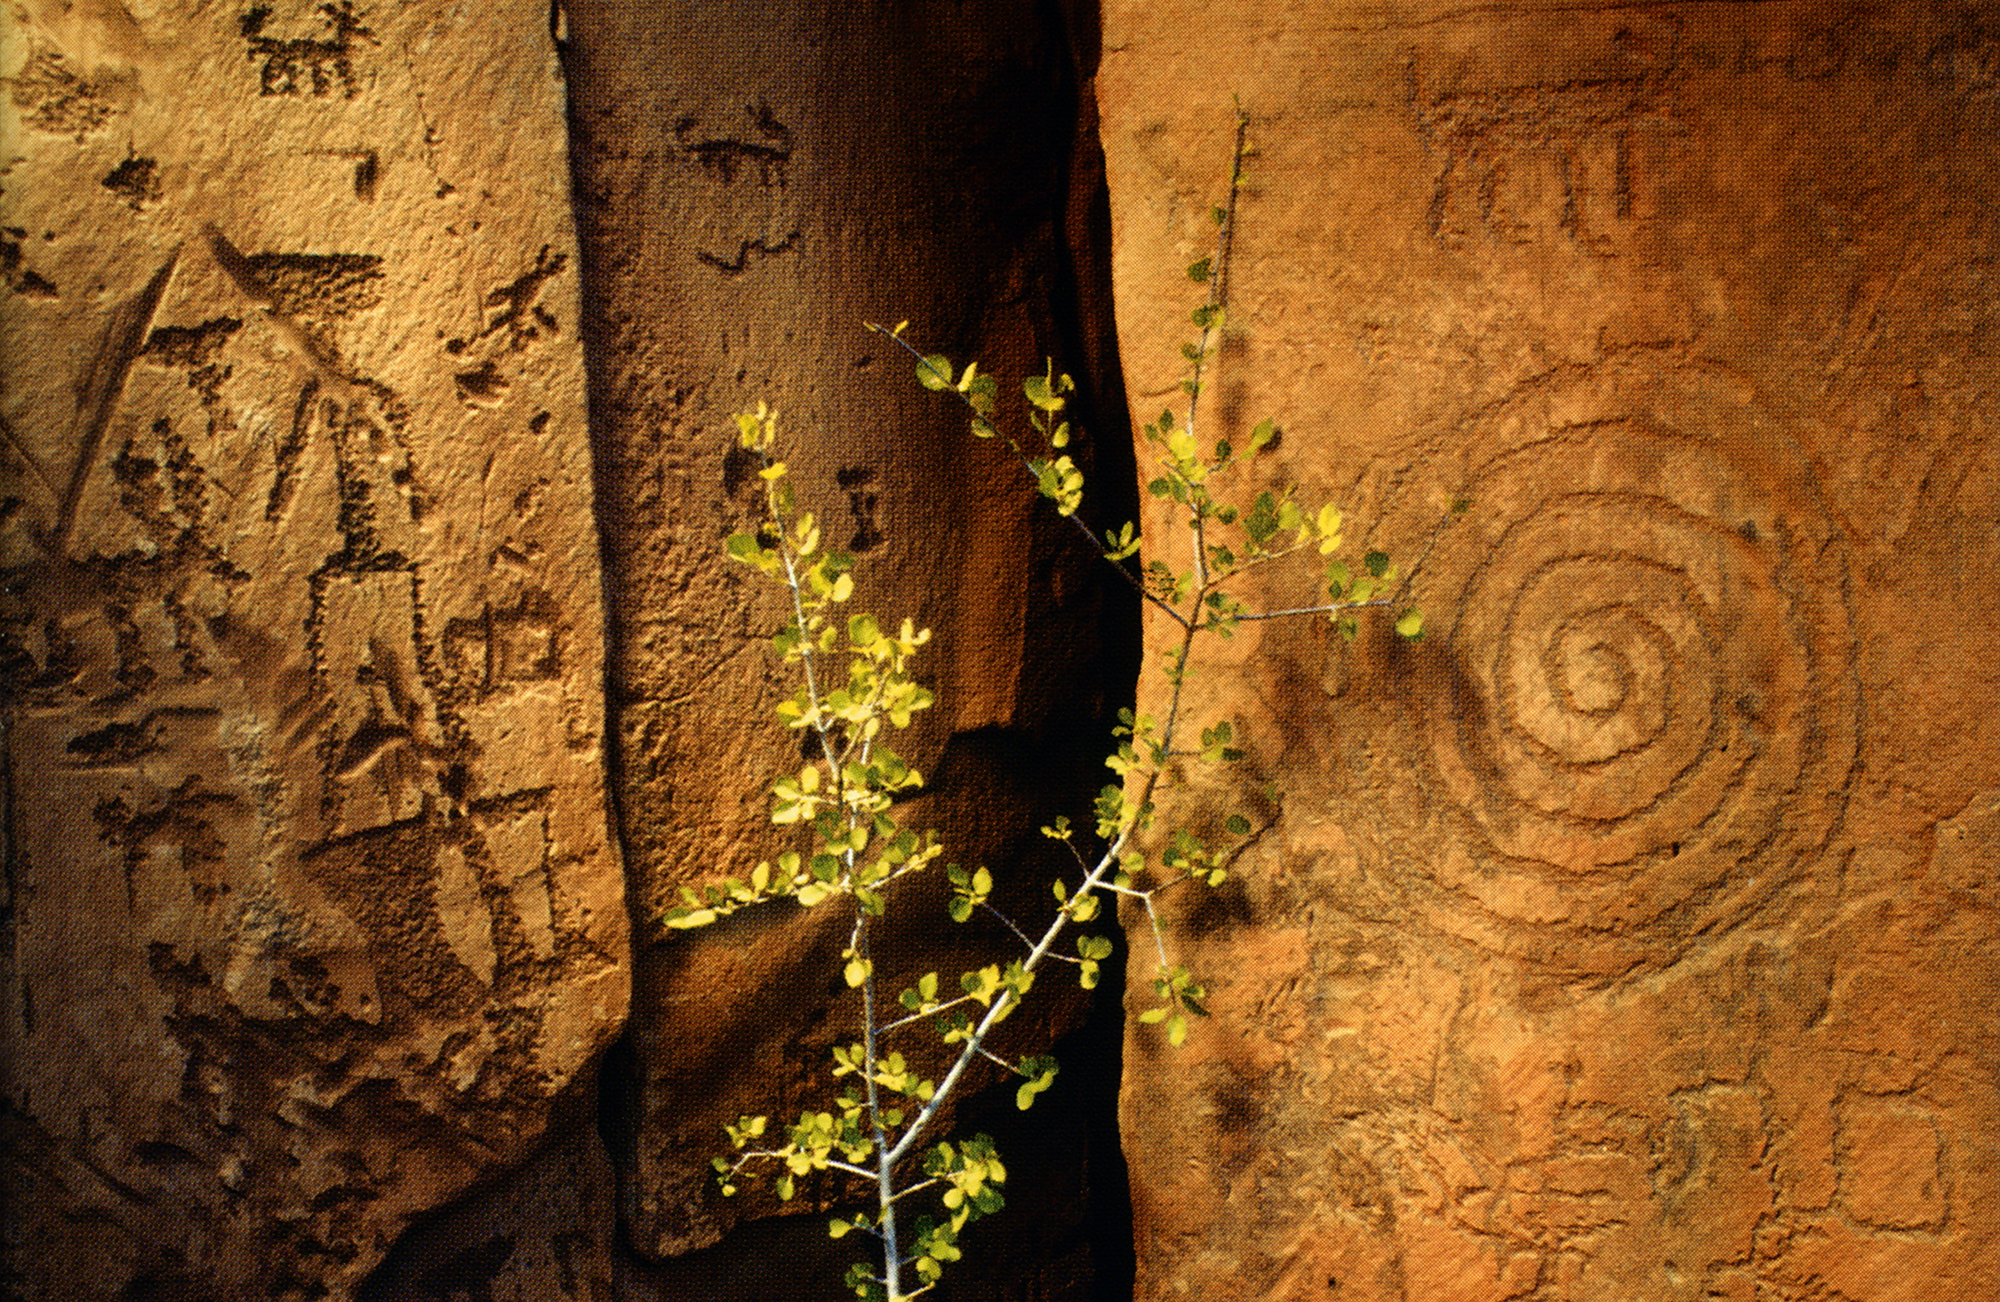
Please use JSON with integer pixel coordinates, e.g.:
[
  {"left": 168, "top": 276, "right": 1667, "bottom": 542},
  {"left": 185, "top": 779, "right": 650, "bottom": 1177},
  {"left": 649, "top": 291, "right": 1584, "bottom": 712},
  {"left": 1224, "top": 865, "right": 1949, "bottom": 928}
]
[{"left": 1415, "top": 363, "right": 1857, "bottom": 969}]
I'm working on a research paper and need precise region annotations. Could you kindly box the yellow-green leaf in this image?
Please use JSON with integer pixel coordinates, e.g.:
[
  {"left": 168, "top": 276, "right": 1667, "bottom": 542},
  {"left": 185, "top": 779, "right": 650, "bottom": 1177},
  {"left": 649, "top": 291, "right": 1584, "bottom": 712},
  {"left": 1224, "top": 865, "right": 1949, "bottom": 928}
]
[
  {"left": 1316, "top": 503, "right": 1343, "bottom": 552},
  {"left": 917, "top": 354, "right": 953, "bottom": 391}
]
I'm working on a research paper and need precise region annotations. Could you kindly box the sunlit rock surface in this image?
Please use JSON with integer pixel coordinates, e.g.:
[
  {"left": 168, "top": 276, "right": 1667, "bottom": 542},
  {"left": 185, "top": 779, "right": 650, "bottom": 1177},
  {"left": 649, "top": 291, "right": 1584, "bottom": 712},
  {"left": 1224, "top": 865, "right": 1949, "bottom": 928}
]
[
  {"left": 10, "top": 2, "right": 1994, "bottom": 1298},
  {"left": 0, "top": 3, "right": 625, "bottom": 1296},
  {"left": 1097, "top": 3, "right": 2000, "bottom": 1299}
]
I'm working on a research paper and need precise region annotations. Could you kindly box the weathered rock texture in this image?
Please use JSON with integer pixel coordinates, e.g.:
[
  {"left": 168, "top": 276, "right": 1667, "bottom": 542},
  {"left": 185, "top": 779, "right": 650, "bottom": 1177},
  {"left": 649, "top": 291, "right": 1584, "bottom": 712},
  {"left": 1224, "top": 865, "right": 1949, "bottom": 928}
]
[
  {"left": 1099, "top": 3, "right": 1999, "bottom": 1299},
  {"left": 554, "top": 0, "right": 1128, "bottom": 1283},
  {"left": 359, "top": 1012, "right": 1118, "bottom": 1302},
  {"left": 0, "top": 3, "right": 625, "bottom": 1297}
]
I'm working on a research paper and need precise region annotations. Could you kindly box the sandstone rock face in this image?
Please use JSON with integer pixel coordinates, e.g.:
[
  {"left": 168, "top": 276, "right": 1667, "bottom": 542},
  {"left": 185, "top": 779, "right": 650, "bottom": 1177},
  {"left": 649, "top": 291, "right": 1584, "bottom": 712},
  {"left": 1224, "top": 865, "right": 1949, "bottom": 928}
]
[
  {"left": 563, "top": 0, "right": 1124, "bottom": 1269},
  {"left": 0, "top": 4, "right": 625, "bottom": 1297},
  {"left": 1098, "top": 3, "right": 2000, "bottom": 1299}
]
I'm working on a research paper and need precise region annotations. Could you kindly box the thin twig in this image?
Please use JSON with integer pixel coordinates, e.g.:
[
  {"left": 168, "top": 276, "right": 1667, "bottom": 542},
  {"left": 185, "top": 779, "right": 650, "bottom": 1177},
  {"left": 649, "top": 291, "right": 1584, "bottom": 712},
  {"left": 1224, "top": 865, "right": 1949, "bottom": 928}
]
[
  {"left": 1236, "top": 598, "right": 1396, "bottom": 622},
  {"left": 880, "top": 992, "right": 982, "bottom": 1036},
  {"left": 978, "top": 900, "right": 1040, "bottom": 950}
]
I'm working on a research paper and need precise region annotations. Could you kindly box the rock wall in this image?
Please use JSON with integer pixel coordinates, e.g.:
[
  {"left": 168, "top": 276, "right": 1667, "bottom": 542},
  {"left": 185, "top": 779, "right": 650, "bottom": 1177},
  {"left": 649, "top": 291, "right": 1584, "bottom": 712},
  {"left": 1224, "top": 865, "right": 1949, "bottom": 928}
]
[
  {"left": 358, "top": 1004, "right": 1119, "bottom": 1301},
  {"left": 3, "top": 0, "right": 1129, "bottom": 1295},
  {"left": 559, "top": 0, "right": 1128, "bottom": 1270},
  {"left": 15, "top": 2, "right": 1994, "bottom": 1299},
  {"left": 0, "top": 3, "right": 625, "bottom": 1297},
  {"left": 1098, "top": 3, "right": 2000, "bottom": 1300}
]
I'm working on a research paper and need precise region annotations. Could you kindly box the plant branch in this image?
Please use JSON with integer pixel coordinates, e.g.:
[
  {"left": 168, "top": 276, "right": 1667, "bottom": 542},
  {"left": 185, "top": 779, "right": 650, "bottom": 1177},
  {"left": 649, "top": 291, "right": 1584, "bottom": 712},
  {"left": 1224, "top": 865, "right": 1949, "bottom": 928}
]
[
  {"left": 865, "top": 322, "right": 1192, "bottom": 633},
  {"left": 978, "top": 900, "right": 1039, "bottom": 950},
  {"left": 1236, "top": 598, "right": 1395, "bottom": 622}
]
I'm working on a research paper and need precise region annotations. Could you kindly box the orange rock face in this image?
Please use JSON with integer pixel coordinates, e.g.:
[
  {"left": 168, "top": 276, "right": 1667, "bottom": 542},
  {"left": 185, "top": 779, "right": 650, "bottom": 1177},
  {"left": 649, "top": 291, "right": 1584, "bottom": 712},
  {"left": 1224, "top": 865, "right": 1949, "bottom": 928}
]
[
  {"left": 0, "top": 4, "right": 624, "bottom": 1296},
  {"left": 1099, "top": 3, "right": 1999, "bottom": 1299}
]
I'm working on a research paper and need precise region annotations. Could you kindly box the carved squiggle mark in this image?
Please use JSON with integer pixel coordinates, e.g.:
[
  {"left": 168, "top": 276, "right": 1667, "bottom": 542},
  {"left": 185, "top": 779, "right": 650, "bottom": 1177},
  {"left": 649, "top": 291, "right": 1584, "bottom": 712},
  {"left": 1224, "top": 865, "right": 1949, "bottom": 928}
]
[
  {"left": 64, "top": 708, "right": 221, "bottom": 769},
  {"left": 453, "top": 360, "right": 508, "bottom": 408},
  {"left": 16, "top": 274, "right": 58, "bottom": 299},
  {"left": 674, "top": 102, "right": 794, "bottom": 185},
  {"left": 353, "top": 149, "right": 378, "bottom": 200},
  {"left": 2, "top": 225, "right": 60, "bottom": 299},
  {"left": 836, "top": 465, "right": 885, "bottom": 552},
  {"left": 695, "top": 230, "right": 799, "bottom": 275},
  {"left": 7, "top": 47, "right": 135, "bottom": 138},
  {"left": 139, "top": 316, "right": 243, "bottom": 408},
  {"left": 106, "top": 417, "right": 223, "bottom": 561},
  {"left": 301, "top": 146, "right": 381, "bottom": 203},
  {"left": 100, "top": 154, "right": 161, "bottom": 210},
  {"left": 93, "top": 775, "right": 241, "bottom": 909},
  {"left": 401, "top": 52, "right": 457, "bottom": 198},
  {"left": 446, "top": 246, "right": 566, "bottom": 356}
]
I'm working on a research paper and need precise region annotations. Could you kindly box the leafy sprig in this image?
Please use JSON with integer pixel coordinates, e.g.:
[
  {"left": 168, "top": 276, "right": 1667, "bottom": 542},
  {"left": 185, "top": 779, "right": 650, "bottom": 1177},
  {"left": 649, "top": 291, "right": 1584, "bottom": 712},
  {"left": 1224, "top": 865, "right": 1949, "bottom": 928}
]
[{"left": 668, "top": 109, "right": 1451, "bottom": 1302}]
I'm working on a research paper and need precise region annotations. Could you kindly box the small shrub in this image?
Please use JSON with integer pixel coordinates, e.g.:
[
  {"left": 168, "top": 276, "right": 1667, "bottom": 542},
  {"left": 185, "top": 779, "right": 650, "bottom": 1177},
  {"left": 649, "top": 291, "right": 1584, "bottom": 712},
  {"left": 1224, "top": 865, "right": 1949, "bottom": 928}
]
[{"left": 667, "top": 112, "right": 1433, "bottom": 1300}]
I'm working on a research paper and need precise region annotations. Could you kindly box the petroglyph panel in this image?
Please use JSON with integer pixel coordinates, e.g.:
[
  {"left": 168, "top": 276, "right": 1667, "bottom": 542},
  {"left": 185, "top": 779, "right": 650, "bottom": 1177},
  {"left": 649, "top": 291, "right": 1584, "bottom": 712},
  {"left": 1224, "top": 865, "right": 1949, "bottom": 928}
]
[
  {"left": 0, "top": 3, "right": 624, "bottom": 1298},
  {"left": 1098, "top": 2, "right": 2000, "bottom": 1300},
  {"left": 1409, "top": 360, "right": 1858, "bottom": 974},
  {"left": 673, "top": 100, "right": 801, "bottom": 274}
]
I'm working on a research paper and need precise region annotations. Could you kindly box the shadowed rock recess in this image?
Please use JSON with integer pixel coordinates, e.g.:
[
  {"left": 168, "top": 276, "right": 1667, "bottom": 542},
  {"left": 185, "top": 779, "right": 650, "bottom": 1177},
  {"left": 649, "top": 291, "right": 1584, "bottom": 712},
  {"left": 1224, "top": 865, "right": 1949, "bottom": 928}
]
[
  {"left": 367, "top": 1, "right": 1134, "bottom": 1298},
  {"left": 5, "top": 2, "right": 1997, "bottom": 1301}
]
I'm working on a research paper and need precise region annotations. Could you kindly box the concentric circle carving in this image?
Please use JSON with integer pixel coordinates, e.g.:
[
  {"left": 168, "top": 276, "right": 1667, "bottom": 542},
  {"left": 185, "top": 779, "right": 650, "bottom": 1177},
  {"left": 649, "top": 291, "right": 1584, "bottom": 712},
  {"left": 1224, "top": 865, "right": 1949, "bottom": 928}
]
[{"left": 1414, "top": 363, "right": 1857, "bottom": 969}]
